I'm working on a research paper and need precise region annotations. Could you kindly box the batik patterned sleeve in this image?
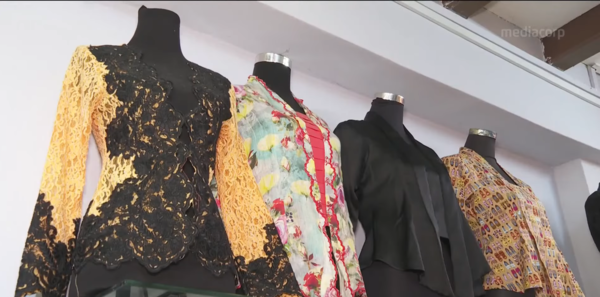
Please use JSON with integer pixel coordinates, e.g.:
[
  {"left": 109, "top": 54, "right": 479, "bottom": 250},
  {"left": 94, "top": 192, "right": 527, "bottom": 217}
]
[{"left": 442, "top": 155, "right": 480, "bottom": 241}]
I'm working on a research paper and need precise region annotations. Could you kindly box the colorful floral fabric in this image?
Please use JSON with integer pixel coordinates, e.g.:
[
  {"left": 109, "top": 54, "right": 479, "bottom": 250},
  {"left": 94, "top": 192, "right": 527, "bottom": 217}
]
[
  {"left": 442, "top": 147, "right": 584, "bottom": 297},
  {"left": 231, "top": 76, "right": 366, "bottom": 297}
]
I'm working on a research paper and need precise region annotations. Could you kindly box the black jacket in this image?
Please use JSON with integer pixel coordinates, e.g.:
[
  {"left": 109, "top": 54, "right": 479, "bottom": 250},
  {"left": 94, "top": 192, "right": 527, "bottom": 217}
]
[
  {"left": 585, "top": 183, "right": 600, "bottom": 253},
  {"left": 334, "top": 112, "right": 490, "bottom": 297}
]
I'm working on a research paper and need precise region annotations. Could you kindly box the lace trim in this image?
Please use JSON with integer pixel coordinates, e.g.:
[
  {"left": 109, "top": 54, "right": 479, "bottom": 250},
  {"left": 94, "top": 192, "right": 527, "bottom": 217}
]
[
  {"left": 234, "top": 225, "right": 303, "bottom": 297},
  {"left": 322, "top": 128, "right": 345, "bottom": 297},
  {"left": 16, "top": 194, "right": 80, "bottom": 297}
]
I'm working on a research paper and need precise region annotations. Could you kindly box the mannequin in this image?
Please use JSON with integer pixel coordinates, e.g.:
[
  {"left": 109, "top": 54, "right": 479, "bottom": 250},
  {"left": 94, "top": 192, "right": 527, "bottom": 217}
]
[
  {"left": 336, "top": 92, "right": 492, "bottom": 297},
  {"left": 463, "top": 129, "right": 517, "bottom": 185},
  {"left": 369, "top": 93, "right": 449, "bottom": 239},
  {"left": 127, "top": 5, "right": 198, "bottom": 179},
  {"left": 361, "top": 93, "right": 455, "bottom": 297},
  {"left": 252, "top": 53, "right": 305, "bottom": 114},
  {"left": 128, "top": 6, "right": 198, "bottom": 115},
  {"left": 463, "top": 130, "right": 536, "bottom": 297},
  {"left": 253, "top": 52, "right": 342, "bottom": 288},
  {"left": 368, "top": 93, "right": 408, "bottom": 139},
  {"left": 67, "top": 6, "right": 237, "bottom": 296},
  {"left": 236, "top": 58, "right": 368, "bottom": 295}
]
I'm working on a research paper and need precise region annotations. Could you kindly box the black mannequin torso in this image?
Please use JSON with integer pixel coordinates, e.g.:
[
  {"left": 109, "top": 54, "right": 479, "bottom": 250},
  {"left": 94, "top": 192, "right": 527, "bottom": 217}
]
[
  {"left": 68, "top": 6, "right": 237, "bottom": 296},
  {"left": 127, "top": 6, "right": 197, "bottom": 177},
  {"left": 364, "top": 98, "right": 454, "bottom": 297},
  {"left": 252, "top": 61, "right": 305, "bottom": 114},
  {"left": 368, "top": 98, "right": 450, "bottom": 238},
  {"left": 463, "top": 134, "right": 516, "bottom": 185},
  {"left": 127, "top": 6, "right": 197, "bottom": 115}
]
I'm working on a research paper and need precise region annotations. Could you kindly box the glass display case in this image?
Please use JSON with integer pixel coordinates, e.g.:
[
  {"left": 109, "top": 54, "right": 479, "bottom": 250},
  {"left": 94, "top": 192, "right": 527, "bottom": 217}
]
[{"left": 94, "top": 280, "right": 240, "bottom": 297}]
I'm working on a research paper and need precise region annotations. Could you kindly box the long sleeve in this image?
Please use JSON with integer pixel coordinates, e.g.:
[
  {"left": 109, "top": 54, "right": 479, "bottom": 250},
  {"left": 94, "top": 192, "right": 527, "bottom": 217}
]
[
  {"left": 333, "top": 122, "right": 366, "bottom": 230},
  {"left": 441, "top": 155, "right": 489, "bottom": 297},
  {"left": 16, "top": 47, "right": 95, "bottom": 297},
  {"left": 442, "top": 156, "right": 474, "bottom": 221},
  {"left": 214, "top": 87, "right": 301, "bottom": 296}
]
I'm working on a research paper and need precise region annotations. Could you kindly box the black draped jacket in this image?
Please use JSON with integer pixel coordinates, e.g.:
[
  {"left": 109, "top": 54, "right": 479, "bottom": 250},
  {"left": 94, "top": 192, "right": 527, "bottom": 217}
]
[
  {"left": 334, "top": 112, "right": 490, "bottom": 297},
  {"left": 585, "top": 183, "right": 600, "bottom": 253}
]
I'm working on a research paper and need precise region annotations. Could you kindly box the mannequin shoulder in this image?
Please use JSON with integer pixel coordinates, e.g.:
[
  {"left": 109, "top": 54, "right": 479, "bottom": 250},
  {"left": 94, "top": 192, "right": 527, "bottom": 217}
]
[
  {"left": 335, "top": 119, "right": 368, "bottom": 131},
  {"left": 440, "top": 153, "right": 463, "bottom": 168},
  {"left": 83, "top": 44, "right": 134, "bottom": 62},
  {"left": 334, "top": 120, "right": 357, "bottom": 137},
  {"left": 187, "top": 62, "right": 232, "bottom": 94},
  {"left": 585, "top": 191, "right": 600, "bottom": 209},
  {"left": 441, "top": 153, "right": 460, "bottom": 161},
  {"left": 334, "top": 120, "right": 374, "bottom": 142},
  {"left": 61, "top": 46, "right": 108, "bottom": 79}
]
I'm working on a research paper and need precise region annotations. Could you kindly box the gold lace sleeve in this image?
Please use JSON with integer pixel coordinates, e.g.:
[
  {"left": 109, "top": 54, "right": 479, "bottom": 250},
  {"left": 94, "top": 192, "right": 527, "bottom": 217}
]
[
  {"left": 214, "top": 87, "right": 301, "bottom": 297},
  {"left": 15, "top": 46, "right": 98, "bottom": 297}
]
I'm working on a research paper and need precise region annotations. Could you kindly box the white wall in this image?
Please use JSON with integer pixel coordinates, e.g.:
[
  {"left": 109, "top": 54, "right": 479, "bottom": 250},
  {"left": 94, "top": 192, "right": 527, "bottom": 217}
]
[
  {"left": 0, "top": 1, "right": 579, "bottom": 295},
  {"left": 582, "top": 160, "right": 600, "bottom": 193},
  {"left": 553, "top": 160, "right": 600, "bottom": 295}
]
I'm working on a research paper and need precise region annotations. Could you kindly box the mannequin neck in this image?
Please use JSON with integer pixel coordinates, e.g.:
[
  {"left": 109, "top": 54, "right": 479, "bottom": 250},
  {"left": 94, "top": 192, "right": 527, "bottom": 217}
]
[
  {"left": 253, "top": 61, "right": 305, "bottom": 113},
  {"left": 464, "top": 134, "right": 496, "bottom": 159},
  {"left": 369, "top": 98, "right": 407, "bottom": 139},
  {"left": 464, "top": 133, "right": 518, "bottom": 185},
  {"left": 127, "top": 6, "right": 186, "bottom": 64}
]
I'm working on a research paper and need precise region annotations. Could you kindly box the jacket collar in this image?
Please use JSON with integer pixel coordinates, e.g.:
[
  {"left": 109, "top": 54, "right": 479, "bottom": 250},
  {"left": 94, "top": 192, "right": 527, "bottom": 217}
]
[
  {"left": 246, "top": 75, "right": 327, "bottom": 127},
  {"left": 364, "top": 111, "right": 442, "bottom": 167},
  {"left": 458, "top": 147, "right": 526, "bottom": 188},
  {"left": 364, "top": 111, "right": 411, "bottom": 143}
]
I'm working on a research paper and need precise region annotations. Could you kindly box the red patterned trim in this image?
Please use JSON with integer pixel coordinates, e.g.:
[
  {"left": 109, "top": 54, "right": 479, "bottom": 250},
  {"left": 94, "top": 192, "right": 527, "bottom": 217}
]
[
  {"left": 298, "top": 94, "right": 355, "bottom": 297},
  {"left": 324, "top": 128, "right": 352, "bottom": 297},
  {"left": 298, "top": 113, "right": 328, "bottom": 225}
]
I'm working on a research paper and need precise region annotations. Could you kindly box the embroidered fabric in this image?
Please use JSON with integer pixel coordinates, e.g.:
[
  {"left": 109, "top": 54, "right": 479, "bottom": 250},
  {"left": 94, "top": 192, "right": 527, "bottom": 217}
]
[
  {"left": 16, "top": 47, "right": 100, "bottom": 297},
  {"left": 215, "top": 89, "right": 302, "bottom": 296},
  {"left": 72, "top": 45, "right": 234, "bottom": 275},
  {"left": 17, "top": 194, "right": 81, "bottom": 297},
  {"left": 16, "top": 45, "right": 267, "bottom": 297}
]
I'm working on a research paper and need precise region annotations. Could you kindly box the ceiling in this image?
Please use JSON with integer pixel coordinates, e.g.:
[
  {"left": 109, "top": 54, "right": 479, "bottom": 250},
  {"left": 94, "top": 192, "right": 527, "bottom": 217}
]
[
  {"left": 584, "top": 53, "right": 600, "bottom": 66},
  {"left": 485, "top": 1, "right": 600, "bottom": 66},
  {"left": 486, "top": 1, "right": 600, "bottom": 38}
]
